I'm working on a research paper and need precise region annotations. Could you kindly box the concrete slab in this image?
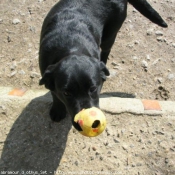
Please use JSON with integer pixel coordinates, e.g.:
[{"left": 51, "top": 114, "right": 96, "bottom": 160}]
[{"left": 0, "top": 86, "right": 175, "bottom": 116}]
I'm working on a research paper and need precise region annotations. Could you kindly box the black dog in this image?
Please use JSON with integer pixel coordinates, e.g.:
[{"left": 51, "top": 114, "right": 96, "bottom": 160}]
[{"left": 39, "top": 0, "right": 167, "bottom": 130}]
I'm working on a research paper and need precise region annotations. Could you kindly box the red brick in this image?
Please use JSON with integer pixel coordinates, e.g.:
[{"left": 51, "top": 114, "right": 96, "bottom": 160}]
[
  {"left": 8, "top": 88, "right": 27, "bottom": 97},
  {"left": 142, "top": 99, "right": 161, "bottom": 111}
]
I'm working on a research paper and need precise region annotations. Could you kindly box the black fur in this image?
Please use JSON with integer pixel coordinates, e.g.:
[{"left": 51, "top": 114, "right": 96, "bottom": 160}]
[{"left": 39, "top": 0, "right": 167, "bottom": 130}]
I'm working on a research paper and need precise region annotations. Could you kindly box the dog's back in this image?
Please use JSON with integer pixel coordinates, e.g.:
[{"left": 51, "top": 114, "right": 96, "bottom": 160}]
[{"left": 39, "top": 0, "right": 167, "bottom": 74}]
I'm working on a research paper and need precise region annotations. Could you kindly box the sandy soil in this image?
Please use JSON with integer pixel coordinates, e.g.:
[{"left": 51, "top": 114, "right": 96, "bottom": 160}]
[
  {"left": 0, "top": 0, "right": 175, "bottom": 100},
  {"left": 0, "top": 0, "right": 175, "bottom": 174},
  {"left": 0, "top": 94, "right": 175, "bottom": 174}
]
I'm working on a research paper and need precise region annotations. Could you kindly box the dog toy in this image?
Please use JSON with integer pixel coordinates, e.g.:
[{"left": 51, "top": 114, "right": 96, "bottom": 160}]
[{"left": 74, "top": 107, "right": 106, "bottom": 137}]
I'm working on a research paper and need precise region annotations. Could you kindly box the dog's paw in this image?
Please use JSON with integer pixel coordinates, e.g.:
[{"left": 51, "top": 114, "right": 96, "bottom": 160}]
[{"left": 49, "top": 105, "right": 66, "bottom": 122}]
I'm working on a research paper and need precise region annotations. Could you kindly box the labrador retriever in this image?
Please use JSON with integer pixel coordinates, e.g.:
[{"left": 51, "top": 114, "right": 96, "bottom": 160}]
[{"left": 39, "top": 0, "right": 167, "bottom": 131}]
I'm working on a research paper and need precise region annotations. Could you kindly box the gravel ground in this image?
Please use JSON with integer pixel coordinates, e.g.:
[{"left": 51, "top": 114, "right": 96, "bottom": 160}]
[
  {"left": 0, "top": 0, "right": 175, "bottom": 174},
  {"left": 0, "top": 94, "right": 175, "bottom": 174},
  {"left": 0, "top": 0, "right": 175, "bottom": 100}
]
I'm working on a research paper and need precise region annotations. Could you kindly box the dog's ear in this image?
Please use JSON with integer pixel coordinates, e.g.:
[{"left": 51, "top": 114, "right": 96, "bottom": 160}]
[
  {"left": 39, "top": 65, "right": 56, "bottom": 91},
  {"left": 99, "top": 62, "right": 110, "bottom": 81}
]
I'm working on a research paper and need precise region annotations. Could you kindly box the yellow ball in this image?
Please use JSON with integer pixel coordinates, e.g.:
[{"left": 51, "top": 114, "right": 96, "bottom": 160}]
[{"left": 74, "top": 107, "right": 106, "bottom": 137}]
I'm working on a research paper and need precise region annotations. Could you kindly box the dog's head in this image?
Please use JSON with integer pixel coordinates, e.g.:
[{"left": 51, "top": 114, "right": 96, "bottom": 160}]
[{"left": 39, "top": 55, "right": 109, "bottom": 127}]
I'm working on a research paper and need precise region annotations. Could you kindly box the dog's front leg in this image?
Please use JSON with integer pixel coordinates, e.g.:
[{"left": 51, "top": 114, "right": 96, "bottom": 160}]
[
  {"left": 100, "top": 34, "right": 117, "bottom": 64},
  {"left": 50, "top": 92, "right": 67, "bottom": 122}
]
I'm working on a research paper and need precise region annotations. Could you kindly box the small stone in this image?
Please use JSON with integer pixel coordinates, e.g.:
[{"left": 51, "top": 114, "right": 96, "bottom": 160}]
[
  {"left": 108, "top": 69, "right": 117, "bottom": 79},
  {"left": 157, "top": 37, "right": 166, "bottom": 42},
  {"left": 0, "top": 19, "right": 3, "bottom": 24},
  {"left": 134, "top": 40, "right": 139, "bottom": 44},
  {"left": 103, "top": 141, "right": 109, "bottom": 146},
  {"left": 168, "top": 74, "right": 174, "bottom": 80},
  {"left": 155, "top": 31, "right": 164, "bottom": 36},
  {"left": 159, "top": 141, "right": 168, "bottom": 149},
  {"left": 165, "top": 158, "right": 169, "bottom": 164},
  {"left": 29, "top": 26, "right": 35, "bottom": 32},
  {"left": 10, "top": 61, "right": 17, "bottom": 71},
  {"left": 82, "top": 143, "right": 86, "bottom": 149},
  {"left": 132, "top": 56, "right": 138, "bottom": 60},
  {"left": 30, "top": 72, "right": 40, "bottom": 78},
  {"left": 12, "top": 18, "right": 21, "bottom": 25},
  {"left": 122, "top": 145, "right": 128, "bottom": 151},
  {"left": 136, "top": 163, "right": 142, "bottom": 166},
  {"left": 172, "top": 43, "right": 175, "bottom": 48},
  {"left": 0, "top": 105, "right": 6, "bottom": 110},
  {"left": 138, "top": 139, "right": 142, "bottom": 143},
  {"left": 28, "top": 7, "right": 33, "bottom": 15},
  {"left": 133, "top": 76, "right": 136, "bottom": 80},
  {"left": 113, "top": 139, "right": 120, "bottom": 143},
  {"left": 18, "top": 70, "right": 26, "bottom": 75},
  {"left": 61, "top": 158, "right": 67, "bottom": 163},
  {"left": 146, "top": 55, "right": 151, "bottom": 60},
  {"left": 96, "top": 152, "right": 100, "bottom": 156},
  {"left": 146, "top": 29, "right": 153, "bottom": 36},
  {"left": 141, "top": 60, "right": 148, "bottom": 68},
  {"left": 170, "top": 147, "right": 175, "bottom": 152},
  {"left": 157, "top": 77, "right": 163, "bottom": 83},
  {"left": 121, "top": 129, "right": 125, "bottom": 134},
  {"left": 106, "top": 127, "right": 114, "bottom": 136},
  {"left": 9, "top": 71, "right": 17, "bottom": 77},
  {"left": 152, "top": 58, "right": 161, "bottom": 65},
  {"left": 99, "top": 156, "right": 103, "bottom": 160},
  {"left": 0, "top": 105, "right": 7, "bottom": 115},
  {"left": 107, "top": 151, "right": 111, "bottom": 154},
  {"left": 155, "top": 131, "right": 165, "bottom": 135},
  {"left": 147, "top": 140, "right": 152, "bottom": 144},
  {"left": 127, "top": 155, "right": 132, "bottom": 166},
  {"left": 127, "top": 44, "right": 133, "bottom": 48},
  {"left": 111, "top": 61, "right": 117, "bottom": 66},
  {"left": 135, "top": 154, "right": 139, "bottom": 157},
  {"left": 92, "top": 147, "right": 96, "bottom": 151},
  {"left": 113, "top": 66, "right": 120, "bottom": 70},
  {"left": 74, "top": 161, "right": 78, "bottom": 166},
  {"left": 133, "top": 9, "right": 137, "bottom": 13},
  {"left": 20, "top": 12, "right": 26, "bottom": 16},
  {"left": 90, "top": 156, "right": 94, "bottom": 160},
  {"left": 7, "top": 36, "right": 11, "bottom": 42}
]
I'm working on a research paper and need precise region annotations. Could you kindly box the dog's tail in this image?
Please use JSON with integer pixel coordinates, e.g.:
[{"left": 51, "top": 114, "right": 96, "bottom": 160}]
[{"left": 128, "top": 0, "right": 168, "bottom": 27}]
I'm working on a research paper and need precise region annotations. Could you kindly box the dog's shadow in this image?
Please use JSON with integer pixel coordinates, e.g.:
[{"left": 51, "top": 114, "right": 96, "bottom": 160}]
[
  {"left": 0, "top": 91, "right": 134, "bottom": 173},
  {"left": 100, "top": 92, "right": 136, "bottom": 98},
  {"left": 0, "top": 92, "right": 72, "bottom": 174}
]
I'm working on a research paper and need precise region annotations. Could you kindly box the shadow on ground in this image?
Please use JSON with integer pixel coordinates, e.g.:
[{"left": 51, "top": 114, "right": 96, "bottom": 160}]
[
  {"left": 100, "top": 92, "right": 136, "bottom": 98},
  {"left": 0, "top": 91, "right": 135, "bottom": 173},
  {"left": 0, "top": 93, "right": 72, "bottom": 174}
]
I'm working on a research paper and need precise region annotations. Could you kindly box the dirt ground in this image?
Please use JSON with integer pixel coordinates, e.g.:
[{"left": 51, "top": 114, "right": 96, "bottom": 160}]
[
  {"left": 0, "top": 0, "right": 175, "bottom": 174},
  {"left": 0, "top": 0, "right": 175, "bottom": 100},
  {"left": 0, "top": 94, "right": 175, "bottom": 175}
]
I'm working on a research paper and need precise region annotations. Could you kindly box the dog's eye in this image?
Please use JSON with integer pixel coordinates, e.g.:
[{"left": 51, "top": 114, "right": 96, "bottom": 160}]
[
  {"left": 89, "top": 86, "right": 97, "bottom": 93},
  {"left": 63, "top": 91, "right": 72, "bottom": 96}
]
